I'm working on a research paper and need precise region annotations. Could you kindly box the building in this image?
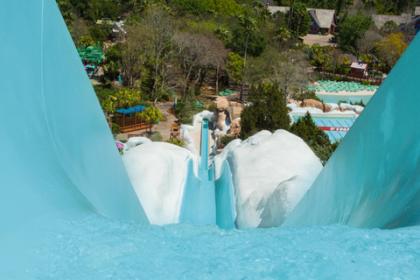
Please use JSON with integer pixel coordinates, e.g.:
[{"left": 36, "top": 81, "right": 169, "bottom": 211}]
[
  {"left": 308, "top": 9, "right": 336, "bottom": 34},
  {"left": 415, "top": 6, "right": 420, "bottom": 16},
  {"left": 113, "top": 105, "right": 151, "bottom": 133},
  {"left": 267, "top": 6, "right": 336, "bottom": 34},
  {"left": 350, "top": 62, "right": 368, "bottom": 79}
]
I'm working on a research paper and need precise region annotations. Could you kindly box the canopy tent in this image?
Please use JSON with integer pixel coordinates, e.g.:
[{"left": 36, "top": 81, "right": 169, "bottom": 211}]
[
  {"left": 116, "top": 105, "right": 146, "bottom": 115},
  {"left": 77, "top": 46, "right": 104, "bottom": 65}
]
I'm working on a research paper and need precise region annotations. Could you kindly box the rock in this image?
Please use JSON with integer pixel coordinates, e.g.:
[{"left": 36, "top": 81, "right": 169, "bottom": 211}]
[{"left": 215, "top": 96, "right": 229, "bottom": 111}]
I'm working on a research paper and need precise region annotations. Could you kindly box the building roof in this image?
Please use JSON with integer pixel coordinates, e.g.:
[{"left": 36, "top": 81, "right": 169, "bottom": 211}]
[
  {"left": 267, "top": 6, "right": 335, "bottom": 29},
  {"left": 351, "top": 62, "right": 368, "bottom": 70},
  {"left": 372, "top": 14, "right": 411, "bottom": 28},
  {"left": 311, "top": 9, "right": 336, "bottom": 29}
]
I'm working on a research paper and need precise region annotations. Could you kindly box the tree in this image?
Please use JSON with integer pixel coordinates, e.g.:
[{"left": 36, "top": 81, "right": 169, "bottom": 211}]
[
  {"left": 229, "top": 15, "right": 266, "bottom": 57},
  {"left": 226, "top": 52, "right": 244, "bottom": 85},
  {"left": 228, "top": 14, "right": 266, "bottom": 100},
  {"left": 380, "top": 20, "right": 399, "bottom": 35},
  {"left": 287, "top": 2, "right": 311, "bottom": 36},
  {"left": 375, "top": 32, "right": 408, "bottom": 71},
  {"left": 356, "top": 28, "right": 383, "bottom": 55},
  {"left": 102, "top": 44, "right": 123, "bottom": 83},
  {"left": 140, "top": 5, "right": 175, "bottom": 104},
  {"left": 308, "top": 44, "right": 334, "bottom": 69},
  {"left": 138, "top": 106, "right": 163, "bottom": 132},
  {"left": 57, "top": 0, "right": 73, "bottom": 25},
  {"left": 170, "top": 0, "right": 241, "bottom": 16},
  {"left": 173, "top": 31, "right": 226, "bottom": 98},
  {"left": 337, "top": 13, "right": 373, "bottom": 53},
  {"left": 290, "top": 112, "right": 337, "bottom": 164},
  {"left": 246, "top": 48, "right": 310, "bottom": 99},
  {"left": 240, "top": 82, "right": 290, "bottom": 139},
  {"left": 121, "top": 24, "right": 147, "bottom": 87}
]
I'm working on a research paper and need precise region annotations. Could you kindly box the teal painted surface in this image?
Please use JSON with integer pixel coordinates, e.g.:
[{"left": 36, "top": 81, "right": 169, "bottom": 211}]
[
  {"left": 0, "top": 1, "right": 147, "bottom": 275},
  {"left": 316, "top": 94, "right": 372, "bottom": 105},
  {"left": 285, "top": 35, "right": 420, "bottom": 228},
  {"left": 180, "top": 120, "right": 216, "bottom": 225},
  {"left": 215, "top": 161, "right": 237, "bottom": 229},
  {"left": 180, "top": 119, "right": 236, "bottom": 228}
]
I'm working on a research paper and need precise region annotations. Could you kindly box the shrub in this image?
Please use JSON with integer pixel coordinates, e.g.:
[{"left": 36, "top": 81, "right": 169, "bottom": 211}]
[
  {"left": 167, "top": 138, "right": 186, "bottom": 147},
  {"left": 290, "top": 112, "right": 337, "bottom": 164},
  {"left": 240, "top": 82, "right": 290, "bottom": 139},
  {"left": 149, "top": 132, "right": 163, "bottom": 142},
  {"left": 219, "top": 135, "right": 236, "bottom": 148}
]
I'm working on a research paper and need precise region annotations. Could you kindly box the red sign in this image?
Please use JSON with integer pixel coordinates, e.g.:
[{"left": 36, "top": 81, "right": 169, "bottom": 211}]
[{"left": 319, "top": 126, "right": 350, "bottom": 132}]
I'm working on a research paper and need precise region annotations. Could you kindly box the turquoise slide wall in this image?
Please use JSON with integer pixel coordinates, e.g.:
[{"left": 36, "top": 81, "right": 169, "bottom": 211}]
[{"left": 0, "top": 0, "right": 147, "bottom": 248}]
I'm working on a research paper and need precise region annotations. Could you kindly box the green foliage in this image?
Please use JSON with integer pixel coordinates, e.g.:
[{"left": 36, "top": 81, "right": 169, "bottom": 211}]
[
  {"left": 226, "top": 52, "right": 244, "bottom": 83},
  {"left": 174, "top": 99, "right": 200, "bottom": 124},
  {"left": 89, "top": 24, "right": 112, "bottom": 43},
  {"left": 77, "top": 35, "right": 95, "bottom": 48},
  {"left": 167, "top": 138, "right": 186, "bottom": 147},
  {"left": 337, "top": 14, "right": 373, "bottom": 53},
  {"left": 111, "top": 122, "right": 121, "bottom": 134},
  {"left": 101, "top": 88, "right": 142, "bottom": 114},
  {"left": 228, "top": 15, "right": 266, "bottom": 57},
  {"left": 380, "top": 20, "right": 399, "bottom": 35},
  {"left": 307, "top": 45, "right": 334, "bottom": 68},
  {"left": 287, "top": 2, "right": 311, "bottom": 36},
  {"left": 219, "top": 135, "right": 236, "bottom": 148},
  {"left": 102, "top": 44, "right": 123, "bottom": 82},
  {"left": 171, "top": 0, "right": 242, "bottom": 16},
  {"left": 292, "top": 90, "right": 321, "bottom": 102},
  {"left": 290, "top": 112, "right": 337, "bottom": 164},
  {"left": 375, "top": 32, "right": 408, "bottom": 71},
  {"left": 138, "top": 106, "right": 163, "bottom": 124},
  {"left": 149, "top": 131, "right": 163, "bottom": 142},
  {"left": 240, "top": 82, "right": 290, "bottom": 139},
  {"left": 368, "top": 0, "right": 415, "bottom": 15}
]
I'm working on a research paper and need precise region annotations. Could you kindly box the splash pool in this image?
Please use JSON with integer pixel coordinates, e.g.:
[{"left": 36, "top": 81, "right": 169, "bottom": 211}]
[{"left": 29, "top": 215, "right": 420, "bottom": 279}]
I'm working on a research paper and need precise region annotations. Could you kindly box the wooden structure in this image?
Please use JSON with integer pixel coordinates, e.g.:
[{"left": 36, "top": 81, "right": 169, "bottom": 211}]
[
  {"left": 350, "top": 62, "right": 368, "bottom": 79},
  {"left": 113, "top": 105, "right": 151, "bottom": 133}
]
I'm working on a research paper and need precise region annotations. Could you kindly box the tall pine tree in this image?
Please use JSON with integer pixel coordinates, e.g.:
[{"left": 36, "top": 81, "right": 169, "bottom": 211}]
[{"left": 240, "top": 82, "right": 290, "bottom": 139}]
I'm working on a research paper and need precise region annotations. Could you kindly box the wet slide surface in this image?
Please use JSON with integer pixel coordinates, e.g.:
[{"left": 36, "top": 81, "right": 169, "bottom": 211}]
[
  {"left": 1, "top": 0, "right": 419, "bottom": 278},
  {"left": 0, "top": 1, "right": 147, "bottom": 277}
]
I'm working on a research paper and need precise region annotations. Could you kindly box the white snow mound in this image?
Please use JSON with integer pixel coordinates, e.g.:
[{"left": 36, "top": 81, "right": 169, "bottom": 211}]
[
  {"left": 122, "top": 142, "right": 193, "bottom": 225},
  {"left": 216, "top": 130, "right": 323, "bottom": 228}
]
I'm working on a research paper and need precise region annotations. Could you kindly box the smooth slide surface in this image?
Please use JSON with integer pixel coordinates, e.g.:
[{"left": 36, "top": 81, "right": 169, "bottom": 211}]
[{"left": 0, "top": 0, "right": 147, "bottom": 276}]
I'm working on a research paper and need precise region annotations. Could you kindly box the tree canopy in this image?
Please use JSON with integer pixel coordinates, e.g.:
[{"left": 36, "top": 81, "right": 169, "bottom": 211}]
[
  {"left": 240, "top": 82, "right": 290, "bottom": 139},
  {"left": 337, "top": 13, "right": 373, "bottom": 53}
]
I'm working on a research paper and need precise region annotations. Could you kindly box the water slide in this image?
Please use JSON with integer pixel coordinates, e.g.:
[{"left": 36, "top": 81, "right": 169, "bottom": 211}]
[
  {"left": 285, "top": 35, "right": 420, "bottom": 229},
  {"left": 179, "top": 119, "right": 236, "bottom": 228},
  {"left": 0, "top": 1, "right": 148, "bottom": 275},
  {"left": 1, "top": 0, "right": 419, "bottom": 277},
  {"left": 180, "top": 120, "right": 216, "bottom": 224}
]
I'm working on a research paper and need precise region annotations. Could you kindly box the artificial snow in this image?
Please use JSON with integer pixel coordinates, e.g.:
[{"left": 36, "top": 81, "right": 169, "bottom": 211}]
[
  {"left": 122, "top": 142, "right": 194, "bottom": 225},
  {"left": 215, "top": 130, "right": 323, "bottom": 228}
]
